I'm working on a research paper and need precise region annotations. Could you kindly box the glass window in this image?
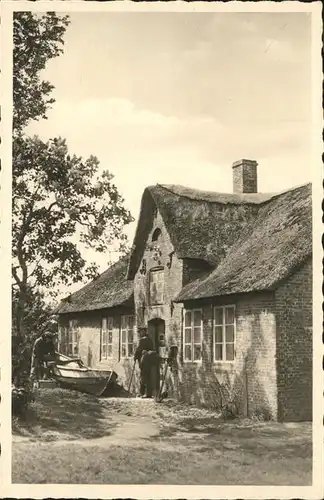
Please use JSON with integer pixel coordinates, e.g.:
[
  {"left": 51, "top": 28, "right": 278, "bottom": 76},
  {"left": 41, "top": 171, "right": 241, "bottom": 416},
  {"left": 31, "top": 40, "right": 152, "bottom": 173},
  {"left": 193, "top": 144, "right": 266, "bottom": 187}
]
[
  {"left": 183, "top": 309, "right": 203, "bottom": 362},
  {"left": 67, "top": 319, "right": 79, "bottom": 356},
  {"left": 149, "top": 269, "right": 164, "bottom": 305},
  {"left": 213, "top": 306, "right": 236, "bottom": 362},
  {"left": 120, "top": 315, "right": 135, "bottom": 359},
  {"left": 101, "top": 317, "right": 113, "bottom": 360}
]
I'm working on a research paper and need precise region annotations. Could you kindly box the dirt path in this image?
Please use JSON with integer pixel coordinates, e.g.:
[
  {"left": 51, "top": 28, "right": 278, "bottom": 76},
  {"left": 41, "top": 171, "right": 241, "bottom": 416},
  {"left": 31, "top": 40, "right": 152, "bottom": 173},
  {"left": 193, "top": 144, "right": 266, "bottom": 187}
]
[{"left": 13, "top": 397, "right": 218, "bottom": 450}]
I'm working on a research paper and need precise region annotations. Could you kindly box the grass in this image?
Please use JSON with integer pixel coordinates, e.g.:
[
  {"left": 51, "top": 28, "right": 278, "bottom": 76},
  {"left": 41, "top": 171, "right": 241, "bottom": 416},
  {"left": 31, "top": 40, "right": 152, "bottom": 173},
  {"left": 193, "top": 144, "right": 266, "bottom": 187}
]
[
  {"left": 12, "top": 388, "right": 312, "bottom": 485},
  {"left": 12, "top": 388, "right": 116, "bottom": 441}
]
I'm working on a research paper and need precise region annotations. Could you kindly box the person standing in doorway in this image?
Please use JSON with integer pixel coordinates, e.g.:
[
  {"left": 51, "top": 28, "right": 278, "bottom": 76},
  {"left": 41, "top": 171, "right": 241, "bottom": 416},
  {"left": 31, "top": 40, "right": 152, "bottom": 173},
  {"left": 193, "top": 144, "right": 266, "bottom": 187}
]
[{"left": 134, "top": 329, "right": 156, "bottom": 398}]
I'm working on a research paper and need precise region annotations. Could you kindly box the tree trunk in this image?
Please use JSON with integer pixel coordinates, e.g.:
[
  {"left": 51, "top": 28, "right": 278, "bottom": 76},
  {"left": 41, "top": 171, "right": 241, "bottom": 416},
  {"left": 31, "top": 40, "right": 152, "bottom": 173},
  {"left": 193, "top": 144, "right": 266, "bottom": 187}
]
[{"left": 15, "top": 285, "right": 27, "bottom": 340}]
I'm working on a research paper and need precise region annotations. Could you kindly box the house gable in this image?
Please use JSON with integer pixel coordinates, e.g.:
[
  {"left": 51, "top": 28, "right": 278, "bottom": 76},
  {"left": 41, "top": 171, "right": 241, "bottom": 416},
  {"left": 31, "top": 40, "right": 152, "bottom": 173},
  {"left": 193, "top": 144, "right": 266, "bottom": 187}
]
[
  {"left": 127, "top": 183, "right": 264, "bottom": 281},
  {"left": 133, "top": 206, "right": 183, "bottom": 328}
]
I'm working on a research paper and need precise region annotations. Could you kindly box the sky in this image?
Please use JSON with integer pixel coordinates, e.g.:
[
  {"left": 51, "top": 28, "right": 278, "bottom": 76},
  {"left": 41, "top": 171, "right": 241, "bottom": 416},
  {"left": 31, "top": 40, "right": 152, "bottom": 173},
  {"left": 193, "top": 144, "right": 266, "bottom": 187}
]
[{"left": 26, "top": 11, "right": 312, "bottom": 293}]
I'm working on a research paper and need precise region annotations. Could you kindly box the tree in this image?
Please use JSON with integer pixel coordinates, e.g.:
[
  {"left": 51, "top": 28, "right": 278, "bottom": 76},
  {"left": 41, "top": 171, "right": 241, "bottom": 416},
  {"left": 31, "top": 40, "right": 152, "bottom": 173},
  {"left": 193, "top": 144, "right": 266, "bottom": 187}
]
[
  {"left": 12, "top": 13, "right": 134, "bottom": 338},
  {"left": 13, "top": 12, "right": 70, "bottom": 133},
  {"left": 12, "top": 287, "right": 57, "bottom": 385}
]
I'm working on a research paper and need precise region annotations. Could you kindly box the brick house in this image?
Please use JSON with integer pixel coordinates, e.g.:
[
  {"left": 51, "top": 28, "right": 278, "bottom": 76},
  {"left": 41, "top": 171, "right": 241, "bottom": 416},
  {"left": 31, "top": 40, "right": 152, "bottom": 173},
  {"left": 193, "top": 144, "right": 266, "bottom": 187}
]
[{"left": 56, "top": 159, "right": 312, "bottom": 421}]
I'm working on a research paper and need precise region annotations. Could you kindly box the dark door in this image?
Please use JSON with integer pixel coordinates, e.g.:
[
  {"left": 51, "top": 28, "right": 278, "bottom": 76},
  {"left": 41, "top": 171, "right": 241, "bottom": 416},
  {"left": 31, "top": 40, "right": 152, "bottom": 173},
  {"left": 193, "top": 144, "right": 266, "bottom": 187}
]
[{"left": 147, "top": 318, "right": 165, "bottom": 396}]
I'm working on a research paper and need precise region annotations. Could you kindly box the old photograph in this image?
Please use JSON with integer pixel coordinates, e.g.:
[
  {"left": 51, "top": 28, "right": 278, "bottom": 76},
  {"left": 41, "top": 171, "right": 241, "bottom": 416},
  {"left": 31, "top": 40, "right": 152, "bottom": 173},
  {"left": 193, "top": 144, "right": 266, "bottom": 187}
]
[{"left": 1, "top": 1, "right": 322, "bottom": 497}]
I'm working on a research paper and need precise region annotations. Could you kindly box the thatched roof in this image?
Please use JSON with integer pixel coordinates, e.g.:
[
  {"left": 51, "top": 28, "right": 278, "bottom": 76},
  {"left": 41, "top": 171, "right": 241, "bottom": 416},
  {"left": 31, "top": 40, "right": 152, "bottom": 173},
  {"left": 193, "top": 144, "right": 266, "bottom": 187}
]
[
  {"left": 128, "top": 184, "right": 279, "bottom": 279},
  {"left": 56, "top": 255, "right": 133, "bottom": 314},
  {"left": 160, "top": 184, "right": 275, "bottom": 204},
  {"left": 175, "top": 183, "right": 312, "bottom": 302}
]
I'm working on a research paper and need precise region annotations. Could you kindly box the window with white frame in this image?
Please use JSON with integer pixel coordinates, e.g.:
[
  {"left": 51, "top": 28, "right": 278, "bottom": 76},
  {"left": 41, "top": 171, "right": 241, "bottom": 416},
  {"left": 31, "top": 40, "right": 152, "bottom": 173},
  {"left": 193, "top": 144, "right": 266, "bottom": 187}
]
[
  {"left": 68, "top": 319, "right": 79, "bottom": 356},
  {"left": 149, "top": 268, "right": 164, "bottom": 305},
  {"left": 58, "top": 325, "right": 67, "bottom": 354},
  {"left": 213, "top": 306, "right": 236, "bottom": 362},
  {"left": 183, "top": 309, "right": 203, "bottom": 362},
  {"left": 101, "top": 317, "right": 113, "bottom": 360},
  {"left": 120, "top": 315, "right": 134, "bottom": 358}
]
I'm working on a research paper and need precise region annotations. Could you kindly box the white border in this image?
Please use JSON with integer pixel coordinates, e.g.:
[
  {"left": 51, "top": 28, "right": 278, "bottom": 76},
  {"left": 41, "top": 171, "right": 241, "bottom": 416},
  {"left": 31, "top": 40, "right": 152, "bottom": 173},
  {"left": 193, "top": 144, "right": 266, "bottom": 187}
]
[{"left": 1, "top": 1, "right": 323, "bottom": 499}]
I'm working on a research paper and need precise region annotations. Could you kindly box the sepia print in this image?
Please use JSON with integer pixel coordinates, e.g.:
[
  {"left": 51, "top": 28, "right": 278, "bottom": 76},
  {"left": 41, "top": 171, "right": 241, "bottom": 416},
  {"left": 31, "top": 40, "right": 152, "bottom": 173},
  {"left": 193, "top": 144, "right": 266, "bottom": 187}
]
[{"left": 1, "top": 1, "right": 323, "bottom": 498}]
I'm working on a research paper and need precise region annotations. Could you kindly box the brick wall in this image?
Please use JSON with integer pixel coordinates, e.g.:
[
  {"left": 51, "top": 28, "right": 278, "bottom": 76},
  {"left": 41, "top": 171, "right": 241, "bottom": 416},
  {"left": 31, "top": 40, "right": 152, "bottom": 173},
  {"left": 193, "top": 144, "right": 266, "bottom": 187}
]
[
  {"left": 232, "top": 160, "right": 258, "bottom": 194},
  {"left": 177, "top": 292, "right": 278, "bottom": 418},
  {"left": 275, "top": 258, "right": 312, "bottom": 421}
]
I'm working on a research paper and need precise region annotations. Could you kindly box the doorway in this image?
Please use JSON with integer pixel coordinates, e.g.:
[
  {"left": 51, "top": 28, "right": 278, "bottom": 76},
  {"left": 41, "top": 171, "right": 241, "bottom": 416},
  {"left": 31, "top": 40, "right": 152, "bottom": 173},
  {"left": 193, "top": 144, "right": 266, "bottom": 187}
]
[{"left": 147, "top": 318, "right": 165, "bottom": 396}]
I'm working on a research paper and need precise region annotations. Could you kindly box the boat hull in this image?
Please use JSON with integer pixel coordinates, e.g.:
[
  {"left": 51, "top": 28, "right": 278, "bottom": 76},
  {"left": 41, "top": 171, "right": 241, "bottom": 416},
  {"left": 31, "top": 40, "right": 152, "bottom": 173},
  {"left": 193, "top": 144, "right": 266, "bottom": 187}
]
[{"left": 51, "top": 352, "right": 118, "bottom": 397}]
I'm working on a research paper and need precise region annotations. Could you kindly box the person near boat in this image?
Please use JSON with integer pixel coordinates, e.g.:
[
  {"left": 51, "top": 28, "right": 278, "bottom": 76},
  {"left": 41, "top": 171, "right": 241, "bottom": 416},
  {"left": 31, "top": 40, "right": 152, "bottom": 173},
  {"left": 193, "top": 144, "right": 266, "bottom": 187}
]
[
  {"left": 30, "top": 331, "right": 58, "bottom": 382},
  {"left": 134, "top": 330, "right": 157, "bottom": 398}
]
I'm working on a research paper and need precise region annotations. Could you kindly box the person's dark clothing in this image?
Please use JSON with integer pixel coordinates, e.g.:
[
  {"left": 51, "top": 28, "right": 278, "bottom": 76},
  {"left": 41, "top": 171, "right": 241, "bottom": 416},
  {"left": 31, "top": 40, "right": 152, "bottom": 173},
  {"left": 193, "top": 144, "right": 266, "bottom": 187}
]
[
  {"left": 140, "top": 360, "right": 153, "bottom": 397},
  {"left": 33, "top": 336, "right": 56, "bottom": 358},
  {"left": 134, "top": 335, "right": 154, "bottom": 364},
  {"left": 30, "top": 336, "right": 56, "bottom": 380},
  {"left": 134, "top": 335, "right": 156, "bottom": 397}
]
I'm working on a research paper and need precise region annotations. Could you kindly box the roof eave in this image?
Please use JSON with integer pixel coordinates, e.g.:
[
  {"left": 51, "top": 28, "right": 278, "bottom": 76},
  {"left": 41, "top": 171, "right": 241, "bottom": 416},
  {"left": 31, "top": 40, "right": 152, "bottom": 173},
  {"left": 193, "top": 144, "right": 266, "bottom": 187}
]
[{"left": 57, "top": 292, "right": 134, "bottom": 316}]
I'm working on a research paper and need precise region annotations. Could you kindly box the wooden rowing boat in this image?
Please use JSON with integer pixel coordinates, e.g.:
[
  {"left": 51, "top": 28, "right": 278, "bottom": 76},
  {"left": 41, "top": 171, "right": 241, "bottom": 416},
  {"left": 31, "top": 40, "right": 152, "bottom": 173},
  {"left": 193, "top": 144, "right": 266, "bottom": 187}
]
[{"left": 51, "top": 352, "right": 118, "bottom": 397}]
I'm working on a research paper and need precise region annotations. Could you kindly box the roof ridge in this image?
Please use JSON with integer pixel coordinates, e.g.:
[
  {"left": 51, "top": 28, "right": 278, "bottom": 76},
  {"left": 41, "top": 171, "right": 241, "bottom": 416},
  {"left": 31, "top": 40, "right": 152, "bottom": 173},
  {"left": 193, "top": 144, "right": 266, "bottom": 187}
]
[{"left": 157, "top": 182, "right": 311, "bottom": 205}]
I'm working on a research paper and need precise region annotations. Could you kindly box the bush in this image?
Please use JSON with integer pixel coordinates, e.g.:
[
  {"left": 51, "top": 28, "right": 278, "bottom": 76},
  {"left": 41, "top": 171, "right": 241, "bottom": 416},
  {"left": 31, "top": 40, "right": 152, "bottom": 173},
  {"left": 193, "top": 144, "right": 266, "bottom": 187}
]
[
  {"left": 251, "top": 406, "right": 272, "bottom": 421},
  {"left": 221, "top": 401, "right": 239, "bottom": 420},
  {"left": 12, "top": 384, "right": 35, "bottom": 418}
]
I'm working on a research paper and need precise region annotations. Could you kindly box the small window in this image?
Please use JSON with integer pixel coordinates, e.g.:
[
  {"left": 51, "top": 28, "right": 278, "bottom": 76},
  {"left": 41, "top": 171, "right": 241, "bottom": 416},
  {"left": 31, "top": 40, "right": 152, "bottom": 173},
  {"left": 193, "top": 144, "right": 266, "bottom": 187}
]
[
  {"left": 58, "top": 325, "right": 68, "bottom": 354},
  {"left": 183, "top": 309, "right": 203, "bottom": 362},
  {"left": 152, "top": 228, "right": 161, "bottom": 242},
  {"left": 213, "top": 305, "right": 236, "bottom": 362},
  {"left": 101, "top": 317, "right": 113, "bottom": 360},
  {"left": 120, "top": 315, "right": 135, "bottom": 359},
  {"left": 67, "top": 319, "right": 79, "bottom": 356},
  {"left": 149, "top": 268, "right": 164, "bottom": 305}
]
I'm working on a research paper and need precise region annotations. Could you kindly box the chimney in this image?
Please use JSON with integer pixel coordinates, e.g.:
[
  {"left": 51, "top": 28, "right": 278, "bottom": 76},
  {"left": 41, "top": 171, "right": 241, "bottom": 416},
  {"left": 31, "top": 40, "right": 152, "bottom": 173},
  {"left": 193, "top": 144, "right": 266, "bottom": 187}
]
[{"left": 232, "top": 159, "right": 258, "bottom": 194}]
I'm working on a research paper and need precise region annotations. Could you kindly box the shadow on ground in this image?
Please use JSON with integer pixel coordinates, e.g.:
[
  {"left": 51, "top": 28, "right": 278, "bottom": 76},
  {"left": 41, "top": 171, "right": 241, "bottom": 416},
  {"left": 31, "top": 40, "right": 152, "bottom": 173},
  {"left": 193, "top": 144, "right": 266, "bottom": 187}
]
[
  {"left": 12, "top": 388, "right": 117, "bottom": 441},
  {"left": 105, "top": 383, "right": 134, "bottom": 398}
]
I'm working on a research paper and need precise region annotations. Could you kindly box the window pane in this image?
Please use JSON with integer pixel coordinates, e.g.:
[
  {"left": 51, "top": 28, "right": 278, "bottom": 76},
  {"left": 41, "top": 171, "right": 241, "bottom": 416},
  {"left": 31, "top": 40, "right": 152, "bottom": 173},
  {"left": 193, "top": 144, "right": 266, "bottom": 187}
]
[
  {"left": 121, "top": 344, "right": 126, "bottom": 357},
  {"left": 225, "top": 307, "right": 235, "bottom": 325},
  {"left": 102, "top": 318, "right": 107, "bottom": 330},
  {"left": 151, "top": 283, "right": 157, "bottom": 303},
  {"left": 184, "top": 328, "right": 192, "bottom": 343},
  {"left": 128, "top": 330, "right": 133, "bottom": 343},
  {"left": 128, "top": 316, "right": 134, "bottom": 329},
  {"left": 121, "top": 330, "right": 126, "bottom": 343},
  {"left": 108, "top": 331, "right": 113, "bottom": 344},
  {"left": 128, "top": 343, "right": 134, "bottom": 356},
  {"left": 151, "top": 272, "right": 157, "bottom": 283},
  {"left": 214, "top": 308, "right": 223, "bottom": 325},
  {"left": 184, "top": 345, "right": 192, "bottom": 361},
  {"left": 193, "top": 345, "right": 202, "bottom": 361},
  {"left": 225, "top": 325, "right": 234, "bottom": 342},
  {"left": 107, "top": 345, "right": 112, "bottom": 358},
  {"left": 214, "top": 326, "right": 223, "bottom": 343},
  {"left": 107, "top": 317, "right": 113, "bottom": 330},
  {"left": 215, "top": 344, "right": 223, "bottom": 360},
  {"left": 193, "top": 327, "right": 201, "bottom": 344},
  {"left": 121, "top": 316, "right": 127, "bottom": 329},
  {"left": 157, "top": 289, "right": 163, "bottom": 304},
  {"left": 226, "top": 343, "right": 235, "bottom": 361},
  {"left": 193, "top": 310, "right": 202, "bottom": 326},
  {"left": 73, "top": 344, "right": 78, "bottom": 355},
  {"left": 184, "top": 311, "right": 191, "bottom": 327},
  {"left": 102, "top": 344, "right": 107, "bottom": 359}
]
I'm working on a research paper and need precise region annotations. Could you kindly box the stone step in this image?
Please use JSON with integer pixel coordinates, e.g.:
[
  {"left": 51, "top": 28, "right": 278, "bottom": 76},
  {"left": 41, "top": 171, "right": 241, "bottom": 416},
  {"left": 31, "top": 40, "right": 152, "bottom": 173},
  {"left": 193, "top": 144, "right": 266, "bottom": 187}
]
[{"left": 36, "top": 379, "right": 58, "bottom": 389}]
